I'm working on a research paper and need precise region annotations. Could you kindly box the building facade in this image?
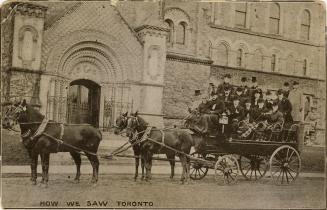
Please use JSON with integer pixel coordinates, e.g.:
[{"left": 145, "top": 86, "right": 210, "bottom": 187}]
[{"left": 1, "top": 1, "right": 326, "bottom": 134}]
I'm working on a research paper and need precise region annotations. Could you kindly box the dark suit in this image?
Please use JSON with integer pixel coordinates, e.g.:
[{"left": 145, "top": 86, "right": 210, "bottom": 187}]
[
  {"left": 228, "top": 105, "right": 244, "bottom": 122},
  {"left": 217, "top": 82, "right": 233, "bottom": 95},
  {"left": 210, "top": 98, "right": 225, "bottom": 114},
  {"left": 278, "top": 97, "right": 293, "bottom": 123},
  {"left": 267, "top": 110, "right": 284, "bottom": 125}
]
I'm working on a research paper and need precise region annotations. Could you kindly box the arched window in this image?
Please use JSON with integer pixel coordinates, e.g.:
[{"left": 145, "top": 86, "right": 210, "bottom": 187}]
[
  {"left": 176, "top": 22, "right": 186, "bottom": 45},
  {"left": 165, "top": 19, "right": 174, "bottom": 43},
  {"left": 301, "top": 10, "right": 310, "bottom": 40},
  {"left": 217, "top": 43, "right": 228, "bottom": 66},
  {"left": 235, "top": 3, "right": 247, "bottom": 28},
  {"left": 271, "top": 54, "right": 276, "bottom": 72},
  {"left": 303, "top": 59, "right": 307, "bottom": 76},
  {"left": 269, "top": 3, "right": 280, "bottom": 34},
  {"left": 236, "top": 49, "right": 243, "bottom": 67},
  {"left": 253, "top": 49, "right": 263, "bottom": 70}
]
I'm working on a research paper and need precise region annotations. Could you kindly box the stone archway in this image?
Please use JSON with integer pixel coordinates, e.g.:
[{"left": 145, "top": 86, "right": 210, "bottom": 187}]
[{"left": 67, "top": 79, "right": 101, "bottom": 127}]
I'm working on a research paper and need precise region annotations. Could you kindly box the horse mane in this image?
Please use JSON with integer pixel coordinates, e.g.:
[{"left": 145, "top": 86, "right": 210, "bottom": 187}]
[
  {"left": 26, "top": 104, "right": 45, "bottom": 121},
  {"left": 136, "top": 115, "right": 149, "bottom": 127}
]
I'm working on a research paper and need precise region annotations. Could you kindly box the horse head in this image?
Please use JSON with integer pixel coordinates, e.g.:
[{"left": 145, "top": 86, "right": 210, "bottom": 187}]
[
  {"left": 2, "top": 99, "right": 28, "bottom": 129},
  {"left": 114, "top": 111, "right": 128, "bottom": 135}
]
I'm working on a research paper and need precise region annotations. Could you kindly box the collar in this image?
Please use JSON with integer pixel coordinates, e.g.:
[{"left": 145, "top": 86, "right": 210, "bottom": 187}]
[{"left": 30, "top": 117, "right": 49, "bottom": 139}]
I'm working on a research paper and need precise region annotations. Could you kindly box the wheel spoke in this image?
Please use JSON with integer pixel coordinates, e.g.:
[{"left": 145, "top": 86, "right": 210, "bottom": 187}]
[
  {"left": 245, "top": 167, "right": 251, "bottom": 176},
  {"left": 276, "top": 170, "right": 283, "bottom": 181},
  {"left": 199, "top": 168, "right": 205, "bottom": 175},
  {"left": 258, "top": 168, "right": 263, "bottom": 177},
  {"left": 254, "top": 170, "right": 257, "bottom": 180},
  {"left": 288, "top": 167, "right": 298, "bottom": 173},
  {"left": 285, "top": 169, "right": 289, "bottom": 183},
  {"left": 286, "top": 168, "right": 295, "bottom": 181},
  {"left": 272, "top": 159, "right": 282, "bottom": 165},
  {"left": 190, "top": 168, "right": 195, "bottom": 175},
  {"left": 287, "top": 150, "right": 295, "bottom": 161},
  {"left": 281, "top": 170, "right": 284, "bottom": 184}
]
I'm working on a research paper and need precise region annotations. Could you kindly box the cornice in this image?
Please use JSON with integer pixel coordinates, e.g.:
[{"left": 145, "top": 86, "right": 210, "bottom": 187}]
[
  {"left": 166, "top": 53, "right": 213, "bottom": 65},
  {"left": 135, "top": 25, "right": 170, "bottom": 33}
]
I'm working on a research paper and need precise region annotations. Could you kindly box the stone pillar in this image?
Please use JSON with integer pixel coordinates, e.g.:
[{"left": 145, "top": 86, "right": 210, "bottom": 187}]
[
  {"left": 10, "top": 3, "right": 47, "bottom": 108},
  {"left": 136, "top": 24, "right": 169, "bottom": 128}
]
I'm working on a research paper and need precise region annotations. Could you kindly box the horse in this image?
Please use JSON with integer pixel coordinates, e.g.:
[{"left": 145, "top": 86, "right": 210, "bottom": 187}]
[
  {"left": 125, "top": 112, "right": 194, "bottom": 183},
  {"left": 114, "top": 112, "right": 176, "bottom": 181},
  {"left": 2, "top": 100, "right": 102, "bottom": 186}
]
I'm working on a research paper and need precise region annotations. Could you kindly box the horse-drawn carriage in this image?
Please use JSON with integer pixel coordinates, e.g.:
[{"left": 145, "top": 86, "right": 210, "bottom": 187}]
[
  {"left": 2, "top": 100, "right": 304, "bottom": 186},
  {"left": 188, "top": 115, "right": 304, "bottom": 185}
]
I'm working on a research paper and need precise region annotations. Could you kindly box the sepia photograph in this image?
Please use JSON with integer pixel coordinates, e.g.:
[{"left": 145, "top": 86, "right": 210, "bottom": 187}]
[{"left": 0, "top": 0, "right": 326, "bottom": 209}]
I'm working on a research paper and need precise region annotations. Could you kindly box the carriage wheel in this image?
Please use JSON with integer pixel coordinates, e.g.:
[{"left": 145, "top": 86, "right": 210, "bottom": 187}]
[
  {"left": 269, "top": 145, "right": 301, "bottom": 185},
  {"left": 214, "top": 155, "right": 239, "bottom": 185},
  {"left": 189, "top": 153, "right": 209, "bottom": 180},
  {"left": 239, "top": 155, "right": 268, "bottom": 181}
]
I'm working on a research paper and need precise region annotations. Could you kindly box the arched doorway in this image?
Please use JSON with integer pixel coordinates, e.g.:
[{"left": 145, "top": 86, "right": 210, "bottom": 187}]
[{"left": 67, "top": 79, "right": 101, "bottom": 127}]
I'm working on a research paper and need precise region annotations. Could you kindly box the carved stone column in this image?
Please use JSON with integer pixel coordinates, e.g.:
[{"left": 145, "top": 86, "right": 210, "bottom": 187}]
[{"left": 135, "top": 24, "right": 169, "bottom": 128}]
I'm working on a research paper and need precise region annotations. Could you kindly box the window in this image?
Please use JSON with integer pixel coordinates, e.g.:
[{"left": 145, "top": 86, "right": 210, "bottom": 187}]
[
  {"left": 269, "top": 3, "right": 280, "bottom": 34},
  {"left": 303, "top": 59, "right": 307, "bottom": 76},
  {"left": 236, "top": 49, "right": 243, "bottom": 67},
  {"left": 235, "top": 3, "right": 247, "bottom": 28},
  {"left": 301, "top": 10, "right": 310, "bottom": 40},
  {"left": 165, "top": 19, "right": 174, "bottom": 43},
  {"left": 217, "top": 43, "right": 228, "bottom": 66},
  {"left": 176, "top": 22, "right": 186, "bottom": 44},
  {"left": 271, "top": 54, "right": 276, "bottom": 72}
]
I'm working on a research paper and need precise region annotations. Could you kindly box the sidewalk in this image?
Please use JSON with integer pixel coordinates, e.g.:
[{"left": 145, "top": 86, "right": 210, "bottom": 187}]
[{"left": 2, "top": 165, "right": 325, "bottom": 178}]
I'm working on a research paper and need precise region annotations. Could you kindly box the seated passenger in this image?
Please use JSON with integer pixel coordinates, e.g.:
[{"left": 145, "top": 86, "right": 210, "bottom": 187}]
[
  {"left": 240, "top": 101, "right": 284, "bottom": 139},
  {"left": 251, "top": 89, "right": 263, "bottom": 108},
  {"left": 226, "top": 96, "right": 244, "bottom": 137},
  {"left": 234, "top": 87, "right": 248, "bottom": 107},
  {"left": 251, "top": 98, "right": 267, "bottom": 122},
  {"left": 220, "top": 86, "right": 233, "bottom": 108},
  {"left": 243, "top": 99, "right": 254, "bottom": 123}
]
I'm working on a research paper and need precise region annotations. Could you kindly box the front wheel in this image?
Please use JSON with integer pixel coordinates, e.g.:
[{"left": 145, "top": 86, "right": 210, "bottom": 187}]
[
  {"left": 215, "top": 155, "right": 239, "bottom": 185},
  {"left": 189, "top": 153, "right": 209, "bottom": 180}
]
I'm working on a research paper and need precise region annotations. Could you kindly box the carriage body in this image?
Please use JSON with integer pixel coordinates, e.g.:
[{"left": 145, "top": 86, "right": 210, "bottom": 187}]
[{"left": 190, "top": 116, "right": 304, "bottom": 185}]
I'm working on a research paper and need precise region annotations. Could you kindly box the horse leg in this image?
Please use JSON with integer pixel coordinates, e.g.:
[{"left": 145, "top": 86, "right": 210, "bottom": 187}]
[
  {"left": 143, "top": 151, "right": 151, "bottom": 182},
  {"left": 40, "top": 152, "right": 49, "bottom": 187},
  {"left": 133, "top": 147, "right": 139, "bottom": 181},
  {"left": 141, "top": 155, "right": 145, "bottom": 180},
  {"left": 179, "top": 155, "right": 186, "bottom": 184},
  {"left": 86, "top": 154, "right": 99, "bottom": 184},
  {"left": 70, "top": 152, "right": 81, "bottom": 183},
  {"left": 30, "top": 152, "right": 38, "bottom": 185},
  {"left": 167, "top": 153, "right": 175, "bottom": 180}
]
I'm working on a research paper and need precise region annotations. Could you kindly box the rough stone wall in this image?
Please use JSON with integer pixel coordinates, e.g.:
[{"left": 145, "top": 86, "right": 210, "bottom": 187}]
[
  {"left": 163, "top": 59, "right": 210, "bottom": 119},
  {"left": 1, "top": 4, "right": 14, "bottom": 101}
]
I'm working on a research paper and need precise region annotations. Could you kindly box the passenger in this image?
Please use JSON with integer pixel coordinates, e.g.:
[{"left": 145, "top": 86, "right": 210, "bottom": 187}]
[
  {"left": 264, "top": 90, "right": 273, "bottom": 110},
  {"left": 277, "top": 89, "right": 293, "bottom": 124},
  {"left": 251, "top": 98, "right": 266, "bottom": 122},
  {"left": 283, "top": 82, "right": 290, "bottom": 98},
  {"left": 209, "top": 94, "right": 225, "bottom": 115},
  {"left": 220, "top": 86, "right": 233, "bottom": 108},
  {"left": 234, "top": 87, "right": 247, "bottom": 107},
  {"left": 240, "top": 77, "right": 250, "bottom": 97},
  {"left": 251, "top": 89, "right": 263, "bottom": 108},
  {"left": 288, "top": 81, "right": 302, "bottom": 122},
  {"left": 227, "top": 96, "right": 244, "bottom": 136},
  {"left": 240, "top": 101, "right": 284, "bottom": 139},
  {"left": 243, "top": 99, "right": 254, "bottom": 123},
  {"left": 217, "top": 74, "right": 233, "bottom": 96},
  {"left": 188, "top": 89, "right": 202, "bottom": 113}
]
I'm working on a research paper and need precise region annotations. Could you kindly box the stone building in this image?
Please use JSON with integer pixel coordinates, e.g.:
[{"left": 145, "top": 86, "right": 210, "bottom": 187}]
[{"left": 1, "top": 1, "right": 326, "bottom": 135}]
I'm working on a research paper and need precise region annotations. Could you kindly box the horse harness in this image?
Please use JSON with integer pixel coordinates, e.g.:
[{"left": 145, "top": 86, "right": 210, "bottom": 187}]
[
  {"left": 139, "top": 127, "right": 166, "bottom": 152},
  {"left": 21, "top": 118, "right": 65, "bottom": 152}
]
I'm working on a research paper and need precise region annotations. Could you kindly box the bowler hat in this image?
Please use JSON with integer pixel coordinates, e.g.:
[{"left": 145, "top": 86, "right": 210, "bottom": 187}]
[
  {"left": 283, "top": 82, "right": 290, "bottom": 87},
  {"left": 194, "top": 90, "right": 201, "bottom": 96},
  {"left": 241, "top": 77, "right": 247, "bottom": 82},
  {"left": 252, "top": 77, "right": 257, "bottom": 82}
]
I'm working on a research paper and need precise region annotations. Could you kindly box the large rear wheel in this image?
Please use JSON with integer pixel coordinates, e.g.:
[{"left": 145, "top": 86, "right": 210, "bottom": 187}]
[
  {"left": 269, "top": 145, "right": 301, "bottom": 185},
  {"left": 239, "top": 155, "right": 268, "bottom": 181}
]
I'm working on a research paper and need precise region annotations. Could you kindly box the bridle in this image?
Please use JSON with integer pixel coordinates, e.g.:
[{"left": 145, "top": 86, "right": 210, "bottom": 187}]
[{"left": 2, "top": 104, "right": 26, "bottom": 132}]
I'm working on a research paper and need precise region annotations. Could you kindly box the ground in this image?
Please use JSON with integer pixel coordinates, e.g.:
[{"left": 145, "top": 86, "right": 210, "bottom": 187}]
[{"left": 1, "top": 174, "right": 325, "bottom": 209}]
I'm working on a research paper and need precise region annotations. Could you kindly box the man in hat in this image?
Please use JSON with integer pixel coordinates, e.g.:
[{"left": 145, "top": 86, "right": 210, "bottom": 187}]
[
  {"left": 226, "top": 96, "right": 244, "bottom": 136},
  {"left": 240, "top": 77, "right": 250, "bottom": 96},
  {"left": 243, "top": 99, "right": 254, "bottom": 123},
  {"left": 251, "top": 89, "right": 263, "bottom": 108},
  {"left": 188, "top": 89, "right": 203, "bottom": 113},
  {"left": 264, "top": 90, "right": 273, "bottom": 110},
  {"left": 277, "top": 89, "right": 293, "bottom": 123},
  {"left": 220, "top": 86, "right": 233, "bottom": 108},
  {"left": 252, "top": 98, "right": 267, "bottom": 121},
  {"left": 249, "top": 77, "right": 258, "bottom": 97},
  {"left": 288, "top": 81, "right": 302, "bottom": 122},
  {"left": 283, "top": 82, "right": 290, "bottom": 98},
  {"left": 234, "top": 87, "right": 248, "bottom": 107},
  {"left": 209, "top": 94, "right": 225, "bottom": 115},
  {"left": 217, "top": 74, "right": 233, "bottom": 96}
]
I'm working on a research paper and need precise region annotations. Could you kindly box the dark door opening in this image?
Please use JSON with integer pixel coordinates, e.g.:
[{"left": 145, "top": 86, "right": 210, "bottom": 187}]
[{"left": 67, "top": 79, "right": 101, "bottom": 127}]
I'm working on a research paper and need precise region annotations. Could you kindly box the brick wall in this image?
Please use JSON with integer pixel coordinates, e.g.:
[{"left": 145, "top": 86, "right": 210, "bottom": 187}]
[{"left": 163, "top": 58, "right": 210, "bottom": 120}]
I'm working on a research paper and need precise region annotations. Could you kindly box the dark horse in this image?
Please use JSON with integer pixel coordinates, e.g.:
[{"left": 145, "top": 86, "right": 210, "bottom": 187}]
[
  {"left": 114, "top": 112, "right": 176, "bottom": 181},
  {"left": 125, "top": 112, "right": 194, "bottom": 183},
  {"left": 2, "top": 100, "right": 102, "bottom": 186}
]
